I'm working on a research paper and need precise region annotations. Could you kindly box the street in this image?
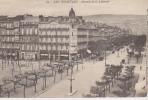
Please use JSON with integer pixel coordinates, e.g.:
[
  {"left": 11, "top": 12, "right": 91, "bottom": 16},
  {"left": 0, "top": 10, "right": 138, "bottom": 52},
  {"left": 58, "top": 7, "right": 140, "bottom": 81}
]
[
  {"left": 0, "top": 46, "right": 146, "bottom": 98},
  {"left": 36, "top": 47, "right": 129, "bottom": 98}
]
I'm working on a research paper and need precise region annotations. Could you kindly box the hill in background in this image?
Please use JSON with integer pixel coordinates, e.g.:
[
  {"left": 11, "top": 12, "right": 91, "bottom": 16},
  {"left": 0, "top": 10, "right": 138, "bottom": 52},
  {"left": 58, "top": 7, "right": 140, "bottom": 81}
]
[{"left": 84, "top": 14, "right": 147, "bottom": 35}]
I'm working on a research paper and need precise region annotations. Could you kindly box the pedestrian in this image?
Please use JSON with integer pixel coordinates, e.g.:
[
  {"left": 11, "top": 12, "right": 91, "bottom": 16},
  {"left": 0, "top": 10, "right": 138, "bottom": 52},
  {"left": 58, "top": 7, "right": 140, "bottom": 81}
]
[
  {"left": 140, "top": 66, "right": 142, "bottom": 70},
  {"left": 143, "top": 77, "right": 145, "bottom": 80}
]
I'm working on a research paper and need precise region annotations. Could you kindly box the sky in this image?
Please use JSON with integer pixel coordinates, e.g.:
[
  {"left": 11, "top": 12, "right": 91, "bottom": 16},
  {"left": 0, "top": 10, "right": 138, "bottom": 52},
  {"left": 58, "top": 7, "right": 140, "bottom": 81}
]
[{"left": 0, "top": 0, "right": 148, "bottom": 16}]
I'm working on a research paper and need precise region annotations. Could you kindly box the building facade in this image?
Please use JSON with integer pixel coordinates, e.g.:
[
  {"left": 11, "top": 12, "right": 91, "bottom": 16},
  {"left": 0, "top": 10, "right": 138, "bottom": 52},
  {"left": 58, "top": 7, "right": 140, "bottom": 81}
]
[
  {"left": 0, "top": 18, "right": 20, "bottom": 60},
  {"left": 0, "top": 8, "right": 124, "bottom": 61},
  {"left": 19, "top": 15, "right": 39, "bottom": 60}
]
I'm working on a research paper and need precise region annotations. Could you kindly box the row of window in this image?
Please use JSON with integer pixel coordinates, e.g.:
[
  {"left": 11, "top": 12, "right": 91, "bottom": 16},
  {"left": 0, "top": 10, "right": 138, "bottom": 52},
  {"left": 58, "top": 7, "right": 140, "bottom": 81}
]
[
  {"left": 1, "top": 37, "right": 89, "bottom": 45},
  {"left": 21, "top": 44, "right": 38, "bottom": 51},
  {"left": 19, "top": 36, "right": 38, "bottom": 43},
  {"left": 77, "top": 35, "right": 87, "bottom": 38},
  {"left": 39, "top": 45, "right": 69, "bottom": 51},
  {"left": 20, "top": 28, "right": 38, "bottom": 35},
  {"left": 39, "top": 30, "right": 69, "bottom": 36},
  {"left": 20, "top": 22, "right": 38, "bottom": 26},
  {"left": 0, "top": 44, "right": 19, "bottom": 49},
  {"left": 1, "top": 36, "right": 19, "bottom": 42},
  {"left": 77, "top": 39, "right": 88, "bottom": 43},
  {"left": 0, "top": 22, "right": 19, "bottom": 28},
  {"left": 0, "top": 29, "right": 19, "bottom": 35},
  {"left": 39, "top": 35, "right": 69, "bottom": 38},
  {"left": 20, "top": 44, "right": 69, "bottom": 51},
  {"left": 39, "top": 24, "right": 70, "bottom": 29},
  {"left": 39, "top": 37, "right": 69, "bottom": 43},
  {"left": 77, "top": 31, "right": 89, "bottom": 36},
  {"left": 1, "top": 37, "right": 71, "bottom": 43},
  {"left": 0, "top": 43, "right": 79, "bottom": 52}
]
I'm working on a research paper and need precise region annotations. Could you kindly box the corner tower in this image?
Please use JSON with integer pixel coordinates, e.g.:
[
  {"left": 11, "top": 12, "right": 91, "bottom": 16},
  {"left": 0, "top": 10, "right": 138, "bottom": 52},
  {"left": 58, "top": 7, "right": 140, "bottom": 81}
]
[{"left": 69, "top": 8, "right": 75, "bottom": 18}]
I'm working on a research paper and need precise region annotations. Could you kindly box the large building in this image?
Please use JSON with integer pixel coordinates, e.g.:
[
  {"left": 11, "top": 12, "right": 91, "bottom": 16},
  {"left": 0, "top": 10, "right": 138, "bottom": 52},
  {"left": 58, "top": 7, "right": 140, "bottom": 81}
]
[
  {"left": 0, "top": 8, "right": 124, "bottom": 61},
  {"left": 19, "top": 15, "right": 39, "bottom": 60},
  {"left": 0, "top": 17, "right": 20, "bottom": 60},
  {"left": 38, "top": 8, "right": 98, "bottom": 61}
]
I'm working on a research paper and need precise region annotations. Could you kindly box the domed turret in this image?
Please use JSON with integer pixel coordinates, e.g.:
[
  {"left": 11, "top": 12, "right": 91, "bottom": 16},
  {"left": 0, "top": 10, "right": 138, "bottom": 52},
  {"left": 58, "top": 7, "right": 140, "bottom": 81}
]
[{"left": 69, "top": 8, "right": 75, "bottom": 18}]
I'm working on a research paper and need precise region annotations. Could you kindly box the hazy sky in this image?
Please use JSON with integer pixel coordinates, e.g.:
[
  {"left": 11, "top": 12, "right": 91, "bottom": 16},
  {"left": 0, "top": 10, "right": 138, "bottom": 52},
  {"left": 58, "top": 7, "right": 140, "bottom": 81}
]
[{"left": 0, "top": 0, "right": 148, "bottom": 16}]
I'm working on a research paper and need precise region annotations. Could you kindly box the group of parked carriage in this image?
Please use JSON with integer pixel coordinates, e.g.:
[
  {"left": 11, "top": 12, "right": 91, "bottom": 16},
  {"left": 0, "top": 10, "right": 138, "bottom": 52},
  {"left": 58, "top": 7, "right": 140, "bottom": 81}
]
[{"left": 84, "top": 62, "right": 136, "bottom": 97}]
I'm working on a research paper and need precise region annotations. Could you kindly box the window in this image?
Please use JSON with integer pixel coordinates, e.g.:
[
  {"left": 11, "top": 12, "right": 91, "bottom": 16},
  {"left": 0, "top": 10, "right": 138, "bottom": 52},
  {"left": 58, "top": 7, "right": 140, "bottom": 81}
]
[
  {"left": 61, "top": 45, "right": 63, "bottom": 50},
  {"left": 43, "top": 38, "right": 46, "bottom": 42},
  {"left": 40, "top": 38, "right": 43, "bottom": 42},
  {"left": 43, "top": 45, "right": 46, "bottom": 50},
  {"left": 72, "top": 32, "right": 73, "bottom": 36},
  {"left": 66, "top": 45, "right": 68, "bottom": 49},
  {"left": 52, "top": 31, "right": 55, "bottom": 35},
  {"left": 61, "top": 38, "right": 63, "bottom": 42},
  {"left": 53, "top": 38, "right": 55, "bottom": 43},
  {"left": 42, "top": 31, "right": 46, "bottom": 35},
  {"left": 46, "top": 37, "right": 48, "bottom": 42},
  {"left": 21, "top": 29, "right": 23, "bottom": 35},
  {"left": 29, "top": 45, "right": 32, "bottom": 51},
  {"left": 26, "top": 29, "right": 29, "bottom": 35},
  {"left": 47, "top": 31, "right": 50, "bottom": 36},
  {"left": 51, "top": 38, "right": 53, "bottom": 42},
  {"left": 35, "top": 29, "right": 38, "bottom": 35},
  {"left": 30, "top": 29, "right": 32, "bottom": 35},
  {"left": 22, "top": 45, "right": 24, "bottom": 50},
  {"left": 24, "top": 28, "right": 27, "bottom": 35},
  {"left": 48, "top": 45, "right": 51, "bottom": 50},
  {"left": 58, "top": 45, "right": 60, "bottom": 50},
  {"left": 48, "top": 38, "right": 50, "bottom": 42},
  {"left": 39, "top": 45, "right": 42, "bottom": 50},
  {"left": 53, "top": 45, "right": 56, "bottom": 50}
]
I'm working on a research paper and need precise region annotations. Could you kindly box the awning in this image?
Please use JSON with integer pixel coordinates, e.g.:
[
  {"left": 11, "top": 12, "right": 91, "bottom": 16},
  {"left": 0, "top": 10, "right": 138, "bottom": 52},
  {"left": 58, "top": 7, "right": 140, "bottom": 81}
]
[
  {"left": 134, "top": 51, "right": 139, "bottom": 55},
  {"left": 40, "top": 54, "right": 48, "bottom": 56},
  {"left": 60, "top": 54, "right": 69, "bottom": 57},
  {"left": 6, "top": 53, "right": 16, "bottom": 55},
  {"left": 87, "top": 49, "right": 91, "bottom": 54},
  {"left": 129, "top": 49, "right": 132, "bottom": 52}
]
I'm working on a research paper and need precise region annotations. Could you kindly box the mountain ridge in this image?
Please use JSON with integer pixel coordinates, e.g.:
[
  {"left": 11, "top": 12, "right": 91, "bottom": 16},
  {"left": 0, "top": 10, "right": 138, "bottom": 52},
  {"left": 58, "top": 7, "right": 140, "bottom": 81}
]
[{"left": 83, "top": 14, "right": 147, "bottom": 35}]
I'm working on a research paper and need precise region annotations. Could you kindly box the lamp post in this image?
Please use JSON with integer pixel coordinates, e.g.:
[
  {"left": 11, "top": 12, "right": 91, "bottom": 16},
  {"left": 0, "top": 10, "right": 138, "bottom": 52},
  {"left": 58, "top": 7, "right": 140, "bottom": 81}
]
[
  {"left": 76, "top": 54, "right": 79, "bottom": 71},
  {"left": 68, "top": 44, "right": 76, "bottom": 95},
  {"left": 81, "top": 53, "right": 84, "bottom": 70},
  {"left": 103, "top": 38, "right": 107, "bottom": 66},
  {"left": 23, "top": 84, "right": 26, "bottom": 98},
  {"left": 146, "top": 9, "right": 148, "bottom": 91},
  {"left": 1, "top": 50, "right": 4, "bottom": 70},
  {"left": 67, "top": 23, "right": 78, "bottom": 95},
  {"left": 68, "top": 62, "right": 75, "bottom": 95},
  {"left": 17, "top": 49, "right": 21, "bottom": 71},
  {"left": 105, "top": 48, "right": 106, "bottom": 66}
]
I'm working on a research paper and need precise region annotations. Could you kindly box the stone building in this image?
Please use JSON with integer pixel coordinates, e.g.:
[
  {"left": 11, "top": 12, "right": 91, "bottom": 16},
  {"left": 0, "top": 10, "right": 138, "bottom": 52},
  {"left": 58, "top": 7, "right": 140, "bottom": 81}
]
[
  {"left": 0, "top": 8, "right": 122, "bottom": 61},
  {"left": 0, "top": 17, "right": 20, "bottom": 60}
]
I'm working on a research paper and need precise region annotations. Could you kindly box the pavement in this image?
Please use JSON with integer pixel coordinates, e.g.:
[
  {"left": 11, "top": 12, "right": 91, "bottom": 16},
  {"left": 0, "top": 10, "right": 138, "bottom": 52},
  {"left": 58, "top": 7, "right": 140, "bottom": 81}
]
[{"left": 134, "top": 54, "right": 147, "bottom": 97}]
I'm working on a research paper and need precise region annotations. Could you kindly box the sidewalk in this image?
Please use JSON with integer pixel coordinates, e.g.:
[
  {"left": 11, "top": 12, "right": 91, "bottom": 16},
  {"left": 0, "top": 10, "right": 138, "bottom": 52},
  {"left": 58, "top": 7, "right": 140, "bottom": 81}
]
[{"left": 134, "top": 53, "right": 147, "bottom": 96}]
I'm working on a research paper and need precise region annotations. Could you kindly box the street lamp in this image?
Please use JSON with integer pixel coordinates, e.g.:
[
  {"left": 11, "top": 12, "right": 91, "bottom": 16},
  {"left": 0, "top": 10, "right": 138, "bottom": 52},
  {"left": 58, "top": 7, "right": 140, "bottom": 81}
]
[
  {"left": 105, "top": 48, "right": 106, "bottom": 66},
  {"left": 69, "top": 63, "right": 74, "bottom": 93},
  {"left": 68, "top": 61, "right": 75, "bottom": 95},
  {"left": 67, "top": 47, "right": 77, "bottom": 95},
  {"left": 103, "top": 38, "right": 107, "bottom": 66},
  {"left": 81, "top": 53, "right": 84, "bottom": 70}
]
